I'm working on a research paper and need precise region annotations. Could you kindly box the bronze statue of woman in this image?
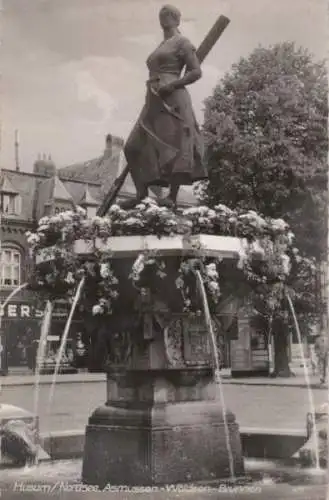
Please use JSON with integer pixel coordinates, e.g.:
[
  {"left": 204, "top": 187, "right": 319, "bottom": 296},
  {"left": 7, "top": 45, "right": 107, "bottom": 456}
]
[{"left": 122, "top": 4, "right": 207, "bottom": 209}]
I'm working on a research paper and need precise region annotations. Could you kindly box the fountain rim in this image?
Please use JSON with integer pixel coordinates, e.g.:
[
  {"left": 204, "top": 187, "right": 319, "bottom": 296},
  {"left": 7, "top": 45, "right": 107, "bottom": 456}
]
[{"left": 35, "top": 234, "right": 252, "bottom": 264}]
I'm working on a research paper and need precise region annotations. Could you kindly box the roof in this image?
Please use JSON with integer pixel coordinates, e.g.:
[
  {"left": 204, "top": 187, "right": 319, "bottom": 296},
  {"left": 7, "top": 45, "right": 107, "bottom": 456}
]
[
  {"left": 59, "top": 145, "right": 195, "bottom": 206},
  {"left": 59, "top": 148, "right": 121, "bottom": 199},
  {"left": 1, "top": 170, "right": 38, "bottom": 221},
  {"left": 0, "top": 169, "right": 103, "bottom": 222},
  {"left": 0, "top": 174, "right": 19, "bottom": 194},
  {"left": 52, "top": 175, "right": 74, "bottom": 202},
  {"left": 79, "top": 185, "right": 99, "bottom": 206}
]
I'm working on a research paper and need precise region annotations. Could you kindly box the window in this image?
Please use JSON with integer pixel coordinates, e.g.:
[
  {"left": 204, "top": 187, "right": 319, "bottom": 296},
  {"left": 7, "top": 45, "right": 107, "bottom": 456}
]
[
  {"left": 0, "top": 194, "right": 21, "bottom": 215},
  {"left": 0, "top": 248, "right": 21, "bottom": 287}
]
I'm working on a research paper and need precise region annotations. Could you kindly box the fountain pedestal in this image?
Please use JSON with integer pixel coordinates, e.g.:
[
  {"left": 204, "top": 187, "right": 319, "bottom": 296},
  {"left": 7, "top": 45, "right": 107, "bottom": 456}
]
[
  {"left": 82, "top": 368, "right": 244, "bottom": 486},
  {"left": 82, "top": 263, "right": 244, "bottom": 487}
]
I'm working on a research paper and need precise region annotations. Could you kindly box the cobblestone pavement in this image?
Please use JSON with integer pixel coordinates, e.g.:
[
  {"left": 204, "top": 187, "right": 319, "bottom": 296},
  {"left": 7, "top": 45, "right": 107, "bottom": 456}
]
[{"left": 1, "top": 381, "right": 326, "bottom": 433}]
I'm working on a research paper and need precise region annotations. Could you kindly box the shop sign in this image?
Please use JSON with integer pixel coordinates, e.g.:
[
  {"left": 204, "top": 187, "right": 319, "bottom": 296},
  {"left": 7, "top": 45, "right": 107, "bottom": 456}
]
[{"left": 0, "top": 302, "right": 71, "bottom": 320}]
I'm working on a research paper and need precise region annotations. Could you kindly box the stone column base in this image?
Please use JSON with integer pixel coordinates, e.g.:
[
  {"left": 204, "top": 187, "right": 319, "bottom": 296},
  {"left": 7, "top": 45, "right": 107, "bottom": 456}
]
[{"left": 82, "top": 400, "right": 244, "bottom": 487}]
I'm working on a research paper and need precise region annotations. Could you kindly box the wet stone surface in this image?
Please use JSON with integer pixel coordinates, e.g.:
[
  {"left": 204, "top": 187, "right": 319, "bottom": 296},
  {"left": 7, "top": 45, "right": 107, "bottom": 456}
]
[{"left": 0, "top": 459, "right": 326, "bottom": 499}]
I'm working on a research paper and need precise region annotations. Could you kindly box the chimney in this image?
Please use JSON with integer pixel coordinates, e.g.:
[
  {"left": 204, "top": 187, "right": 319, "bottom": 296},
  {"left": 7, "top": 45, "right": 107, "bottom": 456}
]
[
  {"left": 103, "top": 134, "right": 113, "bottom": 160},
  {"left": 14, "top": 130, "right": 20, "bottom": 171}
]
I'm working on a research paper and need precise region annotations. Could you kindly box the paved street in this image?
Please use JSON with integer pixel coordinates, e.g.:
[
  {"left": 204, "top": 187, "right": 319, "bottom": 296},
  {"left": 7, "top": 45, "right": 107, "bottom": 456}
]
[{"left": 1, "top": 380, "right": 326, "bottom": 434}]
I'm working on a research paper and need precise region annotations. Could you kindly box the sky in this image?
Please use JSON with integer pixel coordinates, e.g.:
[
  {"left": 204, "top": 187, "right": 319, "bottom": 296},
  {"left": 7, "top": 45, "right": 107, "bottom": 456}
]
[{"left": 2, "top": 0, "right": 327, "bottom": 171}]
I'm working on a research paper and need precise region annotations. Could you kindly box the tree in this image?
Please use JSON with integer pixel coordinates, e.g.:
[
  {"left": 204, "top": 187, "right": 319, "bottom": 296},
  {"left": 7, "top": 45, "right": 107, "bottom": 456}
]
[{"left": 200, "top": 42, "right": 327, "bottom": 376}]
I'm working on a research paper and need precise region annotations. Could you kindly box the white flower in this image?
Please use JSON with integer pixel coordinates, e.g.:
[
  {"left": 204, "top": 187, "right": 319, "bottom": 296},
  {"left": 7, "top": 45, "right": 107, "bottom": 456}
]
[
  {"left": 206, "top": 263, "right": 218, "bottom": 279},
  {"left": 165, "top": 218, "right": 177, "bottom": 226},
  {"left": 76, "top": 206, "right": 87, "bottom": 215},
  {"left": 287, "top": 231, "right": 295, "bottom": 244},
  {"left": 65, "top": 272, "right": 75, "bottom": 284},
  {"left": 60, "top": 211, "right": 74, "bottom": 222},
  {"left": 108, "top": 204, "right": 121, "bottom": 213},
  {"left": 92, "top": 304, "right": 103, "bottom": 315},
  {"left": 145, "top": 206, "right": 160, "bottom": 216},
  {"left": 132, "top": 254, "right": 145, "bottom": 276},
  {"left": 237, "top": 248, "right": 248, "bottom": 269},
  {"left": 143, "top": 197, "right": 157, "bottom": 206},
  {"left": 207, "top": 209, "right": 216, "bottom": 219},
  {"left": 198, "top": 216, "right": 211, "bottom": 225},
  {"left": 271, "top": 218, "right": 289, "bottom": 232},
  {"left": 39, "top": 216, "right": 50, "bottom": 225},
  {"left": 198, "top": 206, "right": 211, "bottom": 216},
  {"left": 281, "top": 254, "right": 291, "bottom": 275},
  {"left": 91, "top": 216, "right": 107, "bottom": 226},
  {"left": 239, "top": 211, "right": 266, "bottom": 227},
  {"left": 50, "top": 215, "right": 61, "bottom": 224},
  {"left": 183, "top": 207, "right": 200, "bottom": 216},
  {"left": 214, "top": 204, "right": 234, "bottom": 215},
  {"left": 208, "top": 281, "right": 220, "bottom": 294},
  {"left": 26, "top": 233, "right": 40, "bottom": 245},
  {"left": 251, "top": 241, "right": 265, "bottom": 257},
  {"left": 100, "top": 263, "right": 110, "bottom": 279},
  {"left": 124, "top": 217, "right": 142, "bottom": 226},
  {"left": 38, "top": 224, "right": 50, "bottom": 232}
]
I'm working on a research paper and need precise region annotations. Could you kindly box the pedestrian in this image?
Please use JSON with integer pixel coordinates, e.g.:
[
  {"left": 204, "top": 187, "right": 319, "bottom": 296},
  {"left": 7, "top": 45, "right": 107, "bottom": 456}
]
[
  {"left": 314, "top": 335, "right": 328, "bottom": 384},
  {"left": 309, "top": 344, "right": 318, "bottom": 376},
  {"left": 73, "top": 332, "right": 87, "bottom": 370}
]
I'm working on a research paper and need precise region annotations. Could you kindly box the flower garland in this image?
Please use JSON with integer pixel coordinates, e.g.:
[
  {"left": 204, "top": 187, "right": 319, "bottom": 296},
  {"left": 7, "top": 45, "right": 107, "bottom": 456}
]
[
  {"left": 26, "top": 199, "right": 294, "bottom": 253},
  {"left": 175, "top": 258, "right": 222, "bottom": 313},
  {"left": 26, "top": 198, "right": 306, "bottom": 318},
  {"left": 91, "top": 258, "right": 119, "bottom": 315},
  {"left": 129, "top": 253, "right": 167, "bottom": 289}
]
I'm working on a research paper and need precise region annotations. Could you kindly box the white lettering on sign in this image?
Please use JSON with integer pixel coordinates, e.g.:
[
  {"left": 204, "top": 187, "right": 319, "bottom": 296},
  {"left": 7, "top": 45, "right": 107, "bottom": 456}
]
[
  {"left": 0, "top": 302, "right": 71, "bottom": 319},
  {"left": 7, "top": 305, "right": 17, "bottom": 317},
  {"left": 21, "top": 305, "right": 30, "bottom": 318}
]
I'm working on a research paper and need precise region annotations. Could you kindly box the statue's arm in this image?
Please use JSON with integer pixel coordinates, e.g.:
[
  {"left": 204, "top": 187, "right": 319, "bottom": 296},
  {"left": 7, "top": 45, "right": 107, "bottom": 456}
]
[
  {"left": 174, "top": 38, "right": 202, "bottom": 88},
  {"left": 158, "top": 38, "right": 202, "bottom": 96}
]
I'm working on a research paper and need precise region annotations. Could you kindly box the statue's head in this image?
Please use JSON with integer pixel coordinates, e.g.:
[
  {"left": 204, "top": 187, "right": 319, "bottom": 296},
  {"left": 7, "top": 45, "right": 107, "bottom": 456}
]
[{"left": 159, "top": 4, "right": 181, "bottom": 29}]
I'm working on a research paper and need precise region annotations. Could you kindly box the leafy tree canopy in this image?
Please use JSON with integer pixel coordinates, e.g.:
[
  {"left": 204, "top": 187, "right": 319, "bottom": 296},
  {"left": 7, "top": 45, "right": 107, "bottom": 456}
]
[{"left": 201, "top": 42, "right": 327, "bottom": 260}]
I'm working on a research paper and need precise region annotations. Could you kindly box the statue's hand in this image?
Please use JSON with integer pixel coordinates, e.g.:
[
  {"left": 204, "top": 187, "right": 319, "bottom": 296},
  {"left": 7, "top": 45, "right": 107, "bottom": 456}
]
[{"left": 158, "top": 82, "right": 176, "bottom": 97}]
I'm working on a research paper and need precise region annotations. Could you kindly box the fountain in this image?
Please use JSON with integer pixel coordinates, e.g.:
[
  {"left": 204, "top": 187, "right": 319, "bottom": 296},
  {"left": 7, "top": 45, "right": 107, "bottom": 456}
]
[
  {"left": 80, "top": 250, "right": 244, "bottom": 487},
  {"left": 12, "top": 201, "right": 326, "bottom": 497}
]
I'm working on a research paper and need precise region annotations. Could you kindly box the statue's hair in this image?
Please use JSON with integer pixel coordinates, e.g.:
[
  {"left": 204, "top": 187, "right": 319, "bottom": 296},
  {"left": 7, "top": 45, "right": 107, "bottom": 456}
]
[{"left": 159, "top": 4, "right": 181, "bottom": 23}]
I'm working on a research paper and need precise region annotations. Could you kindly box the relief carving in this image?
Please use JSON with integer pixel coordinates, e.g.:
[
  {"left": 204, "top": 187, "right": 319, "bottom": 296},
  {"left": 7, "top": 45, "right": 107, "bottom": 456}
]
[{"left": 105, "top": 330, "right": 133, "bottom": 368}]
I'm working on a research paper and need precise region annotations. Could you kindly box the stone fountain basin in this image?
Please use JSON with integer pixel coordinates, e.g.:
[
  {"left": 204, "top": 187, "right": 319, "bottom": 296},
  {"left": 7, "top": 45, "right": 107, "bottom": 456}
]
[
  {"left": 35, "top": 234, "right": 248, "bottom": 264},
  {"left": 0, "top": 404, "right": 49, "bottom": 466}
]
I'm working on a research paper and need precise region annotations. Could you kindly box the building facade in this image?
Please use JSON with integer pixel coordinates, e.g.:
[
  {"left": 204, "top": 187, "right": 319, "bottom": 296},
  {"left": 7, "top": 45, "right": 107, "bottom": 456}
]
[{"left": 0, "top": 138, "right": 117, "bottom": 374}]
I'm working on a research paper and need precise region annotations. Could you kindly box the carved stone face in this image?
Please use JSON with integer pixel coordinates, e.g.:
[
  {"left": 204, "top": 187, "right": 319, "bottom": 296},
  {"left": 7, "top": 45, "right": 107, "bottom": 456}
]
[{"left": 159, "top": 5, "right": 181, "bottom": 30}]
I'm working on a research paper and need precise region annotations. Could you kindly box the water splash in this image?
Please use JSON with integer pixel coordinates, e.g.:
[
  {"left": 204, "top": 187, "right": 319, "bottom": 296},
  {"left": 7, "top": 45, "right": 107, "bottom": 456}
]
[
  {"left": 195, "top": 270, "right": 235, "bottom": 480},
  {"left": 0, "top": 283, "right": 28, "bottom": 311},
  {"left": 0, "top": 283, "right": 28, "bottom": 464},
  {"left": 47, "top": 278, "right": 85, "bottom": 414},
  {"left": 33, "top": 300, "right": 53, "bottom": 465},
  {"left": 286, "top": 292, "right": 320, "bottom": 470}
]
